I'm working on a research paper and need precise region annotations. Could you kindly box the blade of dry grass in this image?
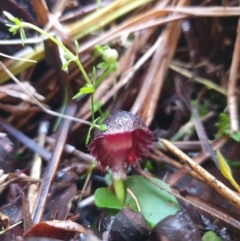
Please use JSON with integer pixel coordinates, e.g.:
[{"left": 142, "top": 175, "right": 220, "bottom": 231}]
[
  {"left": 169, "top": 62, "right": 227, "bottom": 96},
  {"left": 161, "top": 6, "right": 240, "bottom": 16},
  {"left": 161, "top": 138, "right": 240, "bottom": 210},
  {"left": 131, "top": 0, "right": 188, "bottom": 125},
  {"left": 228, "top": 18, "right": 240, "bottom": 133},
  {"left": 2, "top": 3, "right": 240, "bottom": 84},
  {"left": 27, "top": 121, "right": 48, "bottom": 214},
  {"left": 32, "top": 103, "right": 77, "bottom": 224},
  {"left": 167, "top": 135, "right": 229, "bottom": 186},
  {"left": 71, "top": 23, "right": 158, "bottom": 131},
  {"left": 0, "top": 0, "right": 153, "bottom": 83},
  {"left": 0, "top": 62, "right": 91, "bottom": 125}
]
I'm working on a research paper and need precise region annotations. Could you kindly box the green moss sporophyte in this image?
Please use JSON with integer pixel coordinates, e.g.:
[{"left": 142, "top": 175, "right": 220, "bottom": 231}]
[{"left": 88, "top": 110, "right": 153, "bottom": 203}]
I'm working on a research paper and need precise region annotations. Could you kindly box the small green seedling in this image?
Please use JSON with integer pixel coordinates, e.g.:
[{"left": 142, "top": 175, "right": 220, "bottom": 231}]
[{"left": 3, "top": 11, "right": 119, "bottom": 143}]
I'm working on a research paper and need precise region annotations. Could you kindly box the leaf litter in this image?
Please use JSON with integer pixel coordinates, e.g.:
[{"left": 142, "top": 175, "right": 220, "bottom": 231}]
[{"left": 1, "top": 0, "right": 240, "bottom": 240}]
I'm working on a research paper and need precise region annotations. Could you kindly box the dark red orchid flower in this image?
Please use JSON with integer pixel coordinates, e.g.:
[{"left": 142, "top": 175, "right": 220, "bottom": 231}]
[{"left": 88, "top": 110, "right": 153, "bottom": 180}]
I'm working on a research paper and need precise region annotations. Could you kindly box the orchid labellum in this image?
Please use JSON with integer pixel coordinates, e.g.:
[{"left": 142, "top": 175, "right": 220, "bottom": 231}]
[{"left": 88, "top": 110, "right": 153, "bottom": 203}]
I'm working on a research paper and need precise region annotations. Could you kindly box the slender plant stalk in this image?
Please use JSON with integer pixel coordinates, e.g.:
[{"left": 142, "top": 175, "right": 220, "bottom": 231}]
[
  {"left": 19, "top": 22, "right": 92, "bottom": 86},
  {"left": 113, "top": 179, "right": 125, "bottom": 203},
  {"left": 0, "top": 0, "right": 152, "bottom": 83},
  {"left": 91, "top": 93, "right": 95, "bottom": 123},
  {"left": 94, "top": 67, "right": 113, "bottom": 88}
]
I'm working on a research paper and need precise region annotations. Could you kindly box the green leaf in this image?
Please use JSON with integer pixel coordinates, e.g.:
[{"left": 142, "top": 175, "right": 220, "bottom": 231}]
[
  {"left": 8, "top": 25, "right": 18, "bottom": 35},
  {"left": 216, "top": 113, "right": 240, "bottom": 142},
  {"left": 92, "top": 66, "right": 97, "bottom": 83},
  {"left": 227, "top": 160, "right": 240, "bottom": 168},
  {"left": 63, "top": 52, "right": 73, "bottom": 60},
  {"left": 85, "top": 126, "right": 93, "bottom": 145},
  {"left": 80, "top": 86, "right": 95, "bottom": 94},
  {"left": 230, "top": 131, "right": 240, "bottom": 142},
  {"left": 110, "top": 62, "right": 118, "bottom": 72},
  {"left": 94, "top": 187, "right": 124, "bottom": 209},
  {"left": 95, "top": 45, "right": 104, "bottom": 54},
  {"left": 15, "top": 19, "right": 23, "bottom": 28},
  {"left": 97, "top": 62, "right": 109, "bottom": 69},
  {"left": 61, "top": 60, "right": 72, "bottom": 71},
  {"left": 74, "top": 40, "right": 79, "bottom": 55},
  {"left": 98, "top": 124, "right": 107, "bottom": 131},
  {"left": 19, "top": 29, "right": 26, "bottom": 46},
  {"left": 144, "top": 160, "right": 153, "bottom": 171},
  {"left": 202, "top": 231, "right": 221, "bottom": 241},
  {"left": 216, "top": 113, "right": 230, "bottom": 136},
  {"left": 124, "top": 176, "right": 179, "bottom": 227},
  {"left": 93, "top": 117, "right": 101, "bottom": 125},
  {"left": 73, "top": 86, "right": 95, "bottom": 99},
  {"left": 95, "top": 45, "right": 109, "bottom": 54},
  {"left": 3, "top": 11, "right": 16, "bottom": 22},
  {"left": 94, "top": 176, "right": 179, "bottom": 228},
  {"left": 92, "top": 100, "right": 103, "bottom": 113},
  {"left": 96, "top": 113, "right": 109, "bottom": 125},
  {"left": 216, "top": 150, "right": 240, "bottom": 192},
  {"left": 72, "top": 91, "right": 85, "bottom": 99}
]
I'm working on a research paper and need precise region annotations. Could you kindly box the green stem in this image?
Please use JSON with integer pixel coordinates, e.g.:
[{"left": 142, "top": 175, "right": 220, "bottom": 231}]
[
  {"left": 53, "top": 86, "right": 68, "bottom": 131},
  {"left": 113, "top": 178, "right": 125, "bottom": 203},
  {"left": 98, "top": 107, "right": 104, "bottom": 117},
  {"left": 21, "top": 23, "right": 70, "bottom": 55},
  {"left": 20, "top": 22, "right": 92, "bottom": 86},
  {"left": 91, "top": 92, "right": 95, "bottom": 124},
  {"left": 94, "top": 66, "right": 113, "bottom": 88},
  {"left": 75, "top": 59, "right": 92, "bottom": 85}
]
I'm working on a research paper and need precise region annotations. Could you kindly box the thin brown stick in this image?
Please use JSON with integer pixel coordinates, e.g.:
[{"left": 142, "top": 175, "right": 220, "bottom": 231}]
[
  {"left": 150, "top": 150, "right": 204, "bottom": 182},
  {"left": 162, "top": 6, "right": 240, "bottom": 16},
  {"left": 0, "top": 62, "right": 91, "bottom": 126},
  {"left": 167, "top": 135, "right": 229, "bottom": 186},
  {"left": 28, "top": 121, "right": 48, "bottom": 214},
  {"left": 228, "top": 18, "right": 240, "bottom": 132},
  {"left": 0, "top": 116, "right": 52, "bottom": 161},
  {"left": 31, "top": 0, "right": 77, "bottom": 224},
  {"left": 161, "top": 139, "right": 240, "bottom": 210},
  {"left": 191, "top": 105, "right": 219, "bottom": 168},
  {"left": 31, "top": 0, "right": 49, "bottom": 24},
  {"left": 127, "top": 188, "right": 141, "bottom": 212},
  {"left": 32, "top": 103, "right": 77, "bottom": 224},
  {"left": 131, "top": 0, "right": 188, "bottom": 125},
  {"left": 136, "top": 167, "right": 240, "bottom": 230}
]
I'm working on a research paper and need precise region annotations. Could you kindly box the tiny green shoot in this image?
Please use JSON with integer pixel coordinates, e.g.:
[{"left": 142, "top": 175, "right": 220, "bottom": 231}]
[
  {"left": 216, "top": 113, "right": 240, "bottom": 142},
  {"left": 3, "top": 11, "right": 118, "bottom": 143}
]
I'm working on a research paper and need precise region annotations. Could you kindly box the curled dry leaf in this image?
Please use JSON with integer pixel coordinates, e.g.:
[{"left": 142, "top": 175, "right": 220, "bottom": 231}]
[
  {"left": 24, "top": 220, "right": 87, "bottom": 240},
  {"left": 0, "top": 211, "right": 10, "bottom": 230}
]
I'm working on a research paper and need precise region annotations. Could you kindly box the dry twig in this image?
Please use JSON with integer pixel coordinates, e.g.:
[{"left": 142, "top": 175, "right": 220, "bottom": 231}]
[{"left": 161, "top": 139, "right": 240, "bottom": 210}]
